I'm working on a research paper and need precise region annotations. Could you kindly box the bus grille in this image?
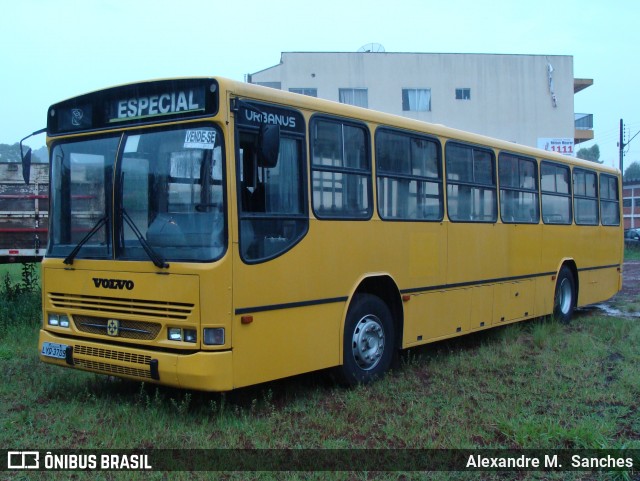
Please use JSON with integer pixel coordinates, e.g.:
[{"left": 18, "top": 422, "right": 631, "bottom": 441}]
[
  {"left": 73, "top": 359, "right": 152, "bottom": 379},
  {"left": 74, "top": 316, "right": 161, "bottom": 340},
  {"left": 49, "top": 292, "right": 194, "bottom": 320},
  {"left": 72, "top": 345, "right": 153, "bottom": 379},
  {"left": 73, "top": 345, "right": 152, "bottom": 365}
]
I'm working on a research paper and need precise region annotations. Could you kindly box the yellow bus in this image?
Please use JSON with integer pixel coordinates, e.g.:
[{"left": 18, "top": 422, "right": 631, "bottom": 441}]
[{"left": 33, "top": 77, "right": 623, "bottom": 391}]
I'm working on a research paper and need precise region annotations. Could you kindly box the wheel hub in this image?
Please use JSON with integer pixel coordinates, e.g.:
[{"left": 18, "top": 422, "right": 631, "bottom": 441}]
[{"left": 351, "top": 315, "right": 385, "bottom": 371}]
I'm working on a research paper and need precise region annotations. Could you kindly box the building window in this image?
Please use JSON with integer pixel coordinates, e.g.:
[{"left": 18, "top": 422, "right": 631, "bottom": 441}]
[
  {"left": 338, "top": 89, "right": 368, "bottom": 108},
  {"left": 255, "top": 82, "right": 282, "bottom": 90},
  {"left": 289, "top": 88, "right": 317, "bottom": 97},
  {"left": 455, "top": 88, "right": 471, "bottom": 100},
  {"left": 402, "top": 89, "right": 431, "bottom": 111}
]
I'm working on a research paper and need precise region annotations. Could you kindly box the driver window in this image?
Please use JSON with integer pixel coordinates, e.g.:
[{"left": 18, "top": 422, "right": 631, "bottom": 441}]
[{"left": 238, "top": 130, "right": 307, "bottom": 262}]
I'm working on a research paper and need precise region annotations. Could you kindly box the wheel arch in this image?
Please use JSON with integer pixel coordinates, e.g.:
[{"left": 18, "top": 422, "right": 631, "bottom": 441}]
[
  {"left": 344, "top": 274, "right": 404, "bottom": 351},
  {"left": 557, "top": 258, "right": 579, "bottom": 304}
]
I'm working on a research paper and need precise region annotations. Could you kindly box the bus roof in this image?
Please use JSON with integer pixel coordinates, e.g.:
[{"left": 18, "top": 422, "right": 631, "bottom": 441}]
[
  {"left": 49, "top": 76, "right": 620, "bottom": 176},
  {"left": 225, "top": 78, "right": 619, "bottom": 176}
]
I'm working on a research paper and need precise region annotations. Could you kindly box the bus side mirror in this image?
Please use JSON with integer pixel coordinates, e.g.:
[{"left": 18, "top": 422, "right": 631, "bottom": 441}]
[
  {"left": 19, "top": 127, "right": 46, "bottom": 185},
  {"left": 21, "top": 148, "right": 32, "bottom": 185},
  {"left": 258, "top": 123, "right": 280, "bottom": 168}
]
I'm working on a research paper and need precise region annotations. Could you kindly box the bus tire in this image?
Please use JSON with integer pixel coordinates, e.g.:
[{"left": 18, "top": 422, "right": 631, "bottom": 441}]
[
  {"left": 554, "top": 266, "right": 576, "bottom": 324},
  {"left": 337, "top": 294, "right": 395, "bottom": 386}
]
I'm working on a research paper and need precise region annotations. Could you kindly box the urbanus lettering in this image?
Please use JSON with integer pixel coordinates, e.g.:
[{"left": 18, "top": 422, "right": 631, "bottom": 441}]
[{"left": 92, "top": 278, "right": 135, "bottom": 290}]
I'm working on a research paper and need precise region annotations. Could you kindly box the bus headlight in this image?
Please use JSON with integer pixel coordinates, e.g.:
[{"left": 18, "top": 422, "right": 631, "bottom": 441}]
[
  {"left": 168, "top": 328, "right": 197, "bottom": 343},
  {"left": 203, "top": 328, "right": 225, "bottom": 345},
  {"left": 48, "top": 313, "right": 59, "bottom": 326},
  {"left": 48, "top": 313, "right": 70, "bottom": 328},
  {"left": 184, "top": 329, "right": 197, "bottom": 343},
  {"left": 168, "top": 328, "right": 182, "bottom": 341}
]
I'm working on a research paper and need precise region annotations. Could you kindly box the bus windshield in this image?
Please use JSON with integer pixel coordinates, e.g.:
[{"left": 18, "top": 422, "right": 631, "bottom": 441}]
[{"left": 48, "top": 125, "right": 226, "bottom": 263}]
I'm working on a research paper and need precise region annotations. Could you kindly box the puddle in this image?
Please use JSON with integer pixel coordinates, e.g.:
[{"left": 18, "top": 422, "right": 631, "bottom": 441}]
[{"left": 582, "top": 304, "right": 640, "bottom": 319}]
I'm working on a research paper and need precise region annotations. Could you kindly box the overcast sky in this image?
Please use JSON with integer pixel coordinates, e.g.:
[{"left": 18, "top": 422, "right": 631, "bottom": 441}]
[{"left": 2, "top": 0, "right": 638, "bottom": 169}]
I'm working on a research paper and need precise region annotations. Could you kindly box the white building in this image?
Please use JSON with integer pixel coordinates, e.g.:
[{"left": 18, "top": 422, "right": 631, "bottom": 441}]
[
  {"left": 248, "top": 51, "right": 593, "bottom": 152},
  {"left": 623, "top": 181, "right": 640, "bottom": 229}
]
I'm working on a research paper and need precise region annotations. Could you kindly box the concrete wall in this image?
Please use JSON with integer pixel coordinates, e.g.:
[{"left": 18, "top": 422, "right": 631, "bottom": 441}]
[{"left": 249, "top": 52, "right": 575, "bottom": 148}]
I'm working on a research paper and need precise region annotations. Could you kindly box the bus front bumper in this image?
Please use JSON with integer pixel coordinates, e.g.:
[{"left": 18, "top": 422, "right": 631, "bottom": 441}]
[{"left": 38, "top": 330, "right": 234, "bottom": 392}]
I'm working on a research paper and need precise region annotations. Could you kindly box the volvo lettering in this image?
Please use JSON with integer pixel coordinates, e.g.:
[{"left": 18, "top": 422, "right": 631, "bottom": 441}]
[{"left": 92, "top": 278, "right": 135, "bottom": 290}]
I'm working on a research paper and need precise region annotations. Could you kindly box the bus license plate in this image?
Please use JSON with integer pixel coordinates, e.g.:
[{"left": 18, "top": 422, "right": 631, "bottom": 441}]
[{"left": 41, "top": 342, "right": 68, "bottom": 359}]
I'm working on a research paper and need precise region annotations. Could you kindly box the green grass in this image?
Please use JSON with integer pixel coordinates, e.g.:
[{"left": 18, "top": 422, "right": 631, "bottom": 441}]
[
  {"left": 624, "top": 245, "right": 640, "bottom": 261},
  {"left": 1, "top": 269, "right": 638, "bottom": 481},
  {"left": 0, "top": 261, "right": 41, "bottom": 282}
]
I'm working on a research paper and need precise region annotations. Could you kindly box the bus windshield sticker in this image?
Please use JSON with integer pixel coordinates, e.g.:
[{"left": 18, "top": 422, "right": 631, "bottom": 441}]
[{"left": 184, "top": 130, "right": 216, "bottom": 150}]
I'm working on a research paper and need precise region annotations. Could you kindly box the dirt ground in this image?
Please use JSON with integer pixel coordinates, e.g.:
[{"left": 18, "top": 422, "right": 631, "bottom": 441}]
[{"left": 607, "top": 260, "right": 640, "bottom": 309}]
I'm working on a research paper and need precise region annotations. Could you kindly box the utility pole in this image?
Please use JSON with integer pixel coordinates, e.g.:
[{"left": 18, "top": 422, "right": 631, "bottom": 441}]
[
  {"left": 619, "top": 118, "right": 640, "bottom": 174},
  {"left": 619, "top": 119, "right": 624, "bottom": 173}
]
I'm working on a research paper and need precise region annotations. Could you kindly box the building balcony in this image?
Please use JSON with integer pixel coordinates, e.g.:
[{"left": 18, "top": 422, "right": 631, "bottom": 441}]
[
  {"left": 575, "top": 113, "right": 594, "bottom": 144},
  {"left": 574, "top": 78, "right": 593, "bottom": 94}
]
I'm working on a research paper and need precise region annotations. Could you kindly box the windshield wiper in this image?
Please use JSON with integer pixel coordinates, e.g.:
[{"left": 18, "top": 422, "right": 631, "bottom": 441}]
[
  {"left": 121, "top": 208, "right": 169, "bottom": 269},
  {"left": 63, "top": 215, "right": 109, "bottom": 265}
]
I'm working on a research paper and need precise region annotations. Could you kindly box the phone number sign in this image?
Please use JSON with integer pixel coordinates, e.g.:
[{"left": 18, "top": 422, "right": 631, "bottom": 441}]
[{"left": 537, "top": 138, "right": 575, "bottom": 155}]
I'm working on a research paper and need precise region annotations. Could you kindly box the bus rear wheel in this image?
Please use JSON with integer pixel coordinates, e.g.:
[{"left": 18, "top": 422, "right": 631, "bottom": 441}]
[
  {"left": 337, "top": 294, "right": 395, "bottom": 386},
  {"left": 554, "top": 266, "right": 576, "bottom": 323}
]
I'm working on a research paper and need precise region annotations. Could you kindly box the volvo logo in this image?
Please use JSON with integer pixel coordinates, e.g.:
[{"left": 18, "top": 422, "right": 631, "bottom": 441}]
[
  {"left": 92, "top": 278, "right": 134, "bottom": 290},
  {"left": 107, "top": 319, "right": 120, "bottom": 337}
]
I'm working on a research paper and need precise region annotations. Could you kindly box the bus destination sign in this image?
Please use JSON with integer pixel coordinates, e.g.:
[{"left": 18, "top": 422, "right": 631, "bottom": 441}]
[
  {"left": 108, "top": 89, "right": 205, "bottom": 124},
  {"left": 48, "top": 79, "right": 219, "bottom": 136}
]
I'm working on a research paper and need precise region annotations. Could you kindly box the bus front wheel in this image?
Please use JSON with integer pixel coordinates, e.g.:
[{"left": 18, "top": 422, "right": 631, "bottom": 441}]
[
  {"left": 337, "top": 294, "right": 395, "bottom": 386},
  {"left": 554, "top": 266, "right": 576, "bottom": 323}
]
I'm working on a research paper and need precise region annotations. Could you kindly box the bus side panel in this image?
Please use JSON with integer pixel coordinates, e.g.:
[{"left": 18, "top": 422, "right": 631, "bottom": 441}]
[
  {"left": 447, "top": 223, "right": 503, "bottom": 285},
  {"left": 230, "top": 221, "right": 367, "bottom": 388},
  {"left": 493, "top": 279, "right": 535, "bottom": 324},
  {"left": 470, "top": 284, "right": 494, "bottom": 330},
  {"left": 578, "top": 267, "right": 621, "bottom": 307},
  {"left": 498, "top": 224, "right": 543, "bottom": 278},
  {"left": 534, "top": 275, "right": 557, "bottom": 318},
  {"left": 232, "top": 304, "right": 342, "bottom": 389},
  {"left": 575, "top": 225, "right": 623, "bottom": 306},
  {"left": 403, "top": 288, "right": 471, "bottom": 347}
]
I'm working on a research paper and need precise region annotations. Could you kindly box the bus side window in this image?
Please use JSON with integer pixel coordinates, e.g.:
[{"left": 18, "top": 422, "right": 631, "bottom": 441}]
[
  {"left": 498, "top": 153, "right": 539, "bottom": 224},
  {"left": 239, "top": 134, "right": 264, "bottom": 213},
  {"left": 311, "top": 118, "right": 372, "bottom": 219},
  {"left": 445, "top": 142, "right": 497, "bottom": 223},
  {"left": 237, "top": 130, "right": 308, "bottom": 262},
  {"left": 541, "top": 161, "right": 572, "bottom": 225}
]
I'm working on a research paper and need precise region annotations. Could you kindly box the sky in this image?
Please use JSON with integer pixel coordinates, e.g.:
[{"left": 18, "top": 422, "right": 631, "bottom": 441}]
[{"left": 2, "top": 0, "right": 639, "bottom": 170}]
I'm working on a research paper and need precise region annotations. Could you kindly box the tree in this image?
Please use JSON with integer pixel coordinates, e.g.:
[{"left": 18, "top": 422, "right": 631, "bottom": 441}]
[
  {"left": 0, "top": 142, "right": 47, "bottom": 163},
  {"left": 576, "top": 144, "right": 602, "bottom": 163},
  {"left": 624, "top": 162, "right": 640, "bottom": 181},
  {"left": 0, "top": 143, "right": 23, "bottom": 162}
]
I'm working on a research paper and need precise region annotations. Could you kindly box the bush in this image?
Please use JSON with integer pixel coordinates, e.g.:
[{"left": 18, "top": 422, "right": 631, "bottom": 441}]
[{"left": 0, "top": 263, "right": 41, "bottom": 327}]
